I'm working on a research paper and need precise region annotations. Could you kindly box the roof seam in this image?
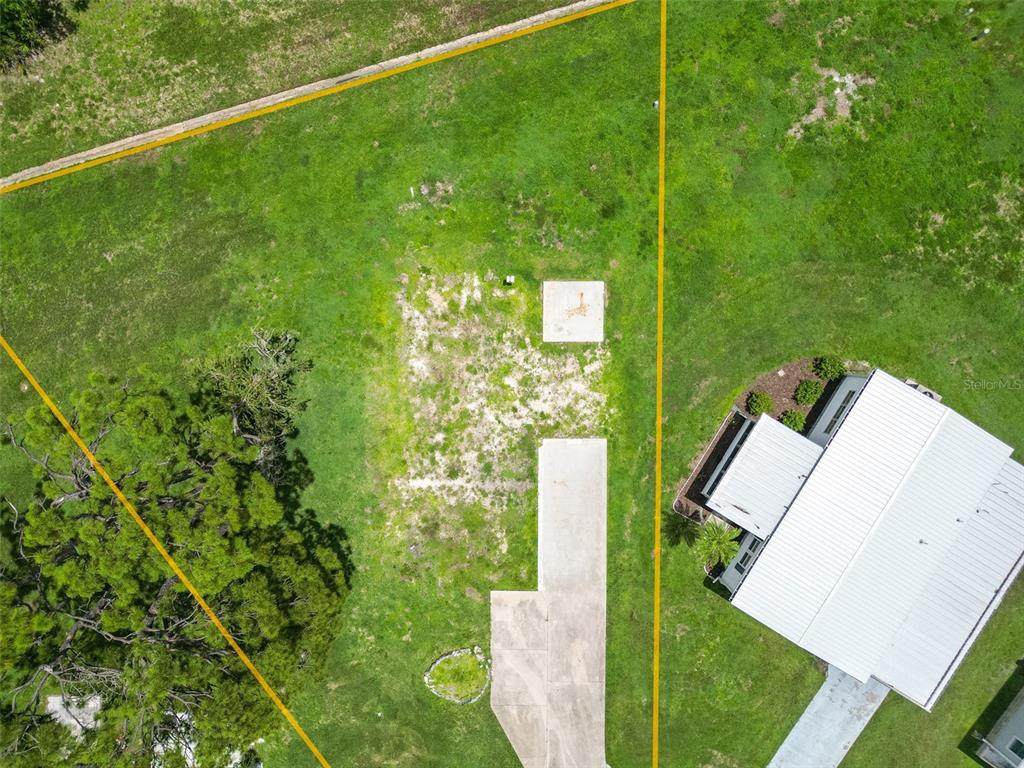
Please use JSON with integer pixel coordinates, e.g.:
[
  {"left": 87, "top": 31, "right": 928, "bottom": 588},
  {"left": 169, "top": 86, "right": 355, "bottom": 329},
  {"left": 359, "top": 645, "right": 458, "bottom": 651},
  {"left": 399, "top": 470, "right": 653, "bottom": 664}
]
[{"left": 796, "top": 408, "right": 951, "bottom": 652}]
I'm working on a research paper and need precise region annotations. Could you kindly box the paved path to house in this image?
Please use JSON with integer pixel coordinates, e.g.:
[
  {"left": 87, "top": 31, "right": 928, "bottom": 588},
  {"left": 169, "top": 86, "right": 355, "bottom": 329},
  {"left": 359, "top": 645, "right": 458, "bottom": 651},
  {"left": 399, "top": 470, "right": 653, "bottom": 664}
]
[
  {"left": 0, "top": 0, "right": 630, "bottom": 194},
  {"left": 767, "top": 665, "right": 889, "bottom": 768}
]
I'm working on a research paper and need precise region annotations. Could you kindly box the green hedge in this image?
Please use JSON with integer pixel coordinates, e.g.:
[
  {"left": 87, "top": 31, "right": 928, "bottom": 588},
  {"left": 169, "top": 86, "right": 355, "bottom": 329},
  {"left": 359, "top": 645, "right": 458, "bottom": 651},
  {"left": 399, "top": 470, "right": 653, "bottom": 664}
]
[
  {"left": 794, "top": 378, "right": 825, "bottom": 406},
  {"left": 781, "top": 410, "right": 807, "bottom": 432},
  {"left": 746, "top": 391, "right": 774, "bottom": 416}
]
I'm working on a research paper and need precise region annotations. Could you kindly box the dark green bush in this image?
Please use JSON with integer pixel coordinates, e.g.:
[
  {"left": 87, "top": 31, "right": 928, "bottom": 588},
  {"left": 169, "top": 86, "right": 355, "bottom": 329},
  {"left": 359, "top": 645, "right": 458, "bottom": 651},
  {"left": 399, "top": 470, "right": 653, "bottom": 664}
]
[
  {"left": 0, "top": 0, "right": 83, "bottom": 68},
  {"left": 746, "top": 390, "right": 774, "bottom": 416},
  {"left": 794, "top": 378, "right": 825, "bottom": 406},
  {"left": 812, "top": 355, "right": 846, "bottom": 381},
  {"left": 781, "top": 410, "right": 806, "bottom": 432}
]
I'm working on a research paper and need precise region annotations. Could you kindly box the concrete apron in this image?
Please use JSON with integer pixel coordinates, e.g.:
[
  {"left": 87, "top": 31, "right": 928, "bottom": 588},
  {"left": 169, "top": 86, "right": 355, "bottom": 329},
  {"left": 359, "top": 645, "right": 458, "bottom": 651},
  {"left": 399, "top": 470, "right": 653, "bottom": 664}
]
[{"left": 767, "top": 665, "right": 889, "bottom": 768}]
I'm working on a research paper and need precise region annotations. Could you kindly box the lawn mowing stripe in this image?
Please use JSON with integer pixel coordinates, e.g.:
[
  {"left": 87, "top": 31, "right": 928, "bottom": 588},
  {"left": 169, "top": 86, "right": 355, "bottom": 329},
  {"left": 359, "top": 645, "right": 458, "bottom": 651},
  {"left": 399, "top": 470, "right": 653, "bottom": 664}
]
[
  {"left": 0, "top": 0, "right": 635, "bottom": 196},
  {"left": 0, "top": 333, "right": 333, "bottom": 768},
  {"left": 652, "top": 0, "right": 667, "bottom": 765}
]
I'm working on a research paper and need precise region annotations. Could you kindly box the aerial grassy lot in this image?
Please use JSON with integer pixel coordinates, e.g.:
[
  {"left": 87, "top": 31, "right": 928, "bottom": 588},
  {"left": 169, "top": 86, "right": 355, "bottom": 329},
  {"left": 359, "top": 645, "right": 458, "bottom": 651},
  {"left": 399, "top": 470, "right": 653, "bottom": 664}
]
[
  {"left": 1, "top": 1, "right": 1022, "bottom": 767},
  {"left": 0, "top": 0, "right": 561, "bottom": 175},
  {"left": 659, "top": 2, "right": 1023, "bottom": 767},
  {"left": 1, "top": 4, "right": 659, "bottom": 766}
]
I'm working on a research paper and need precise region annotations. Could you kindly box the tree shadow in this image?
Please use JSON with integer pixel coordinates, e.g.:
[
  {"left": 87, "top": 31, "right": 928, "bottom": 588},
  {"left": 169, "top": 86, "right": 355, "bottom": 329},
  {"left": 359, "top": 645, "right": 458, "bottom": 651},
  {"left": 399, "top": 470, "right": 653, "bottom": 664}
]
[
  {"left": 285, "top": 506, "right": 355, "bottom": 591},
  {"left": 958, "top": 659, "right": 1024, "bottom": 766},
  {"left": 663, "top": 509, "right": 699, "bottom": 548},
  {"left": 274, "top": 445, "right": 315, "bottom": 514},
  {"left": 275, "top": 445, "right": 356, "bottom": 591}
]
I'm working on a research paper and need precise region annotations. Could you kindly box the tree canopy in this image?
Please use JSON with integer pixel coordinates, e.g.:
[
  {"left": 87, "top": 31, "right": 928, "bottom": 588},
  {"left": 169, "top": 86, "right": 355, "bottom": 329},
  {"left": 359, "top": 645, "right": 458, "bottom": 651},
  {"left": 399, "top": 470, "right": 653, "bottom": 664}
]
[
  {"left": 0, "top": 1, "right": 84, "bottom": 68},
  {"left": 0, "top": 332, "right": 348, "bottom": 767}
]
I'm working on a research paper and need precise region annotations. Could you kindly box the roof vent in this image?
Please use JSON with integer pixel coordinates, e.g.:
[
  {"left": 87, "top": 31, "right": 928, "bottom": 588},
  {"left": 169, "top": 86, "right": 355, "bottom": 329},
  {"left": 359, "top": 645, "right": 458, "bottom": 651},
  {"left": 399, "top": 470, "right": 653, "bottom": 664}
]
[{"left": 904, "top": 378, "right": 943, "bottom": 403}]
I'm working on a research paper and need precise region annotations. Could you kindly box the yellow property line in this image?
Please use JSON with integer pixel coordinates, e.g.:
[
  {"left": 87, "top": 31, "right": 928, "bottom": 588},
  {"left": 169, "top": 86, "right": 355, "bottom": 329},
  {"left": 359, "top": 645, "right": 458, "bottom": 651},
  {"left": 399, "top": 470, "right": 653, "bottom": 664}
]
[
  {"left": 0, "top": 0, "right": 634, "bottom": 196},
  {"left": 651, "top": 0, "right": 667, "bottom": 765},
  {"left": 0, "top": 333, "right": 332, "bottom": 768}
]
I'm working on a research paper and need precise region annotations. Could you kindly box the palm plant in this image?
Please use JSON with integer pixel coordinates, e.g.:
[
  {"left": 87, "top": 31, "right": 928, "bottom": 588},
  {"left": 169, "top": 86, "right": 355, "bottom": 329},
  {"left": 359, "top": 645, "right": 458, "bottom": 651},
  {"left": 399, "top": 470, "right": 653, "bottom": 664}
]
[{"left": 694, "top": 521, "right": 741, "bottom": 569}]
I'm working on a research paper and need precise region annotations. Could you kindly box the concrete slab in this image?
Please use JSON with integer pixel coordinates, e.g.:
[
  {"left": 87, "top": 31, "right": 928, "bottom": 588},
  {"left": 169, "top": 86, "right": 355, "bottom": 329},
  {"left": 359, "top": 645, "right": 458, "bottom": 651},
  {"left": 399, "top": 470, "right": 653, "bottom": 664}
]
[
  {"left": 492, "top": 650, "right": 548, "bottom": 706},
  {"left": 538, "top": 439, "right": 607, "bottom": 592},
  {"left": 491, "top": 439, "right": 608, "bottom": 768},
  {"left": 542, "top": 282, "right": 605, "bottom": 343},
  {"left": 546, "top": 592, "right": 605, "bottom": 685},
  {"left": 492, "top": 592, "right": 549, "bottom": 651},
  {"left": 767, "top": 665, "right": 889, "bottom": 768},
  {"left": 492, "top": 705, "right": 546, "bottom": 764},
  {"left": 546, "top": 683, "right": 605, "bottom": 767}
]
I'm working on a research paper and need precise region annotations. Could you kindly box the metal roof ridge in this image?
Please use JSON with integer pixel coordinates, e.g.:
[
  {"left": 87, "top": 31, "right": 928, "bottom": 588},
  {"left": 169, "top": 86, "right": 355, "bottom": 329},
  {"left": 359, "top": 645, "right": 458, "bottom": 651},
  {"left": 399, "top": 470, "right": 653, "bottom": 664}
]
[{"left": 794, "top": 404, "right": 952, "bottom": 658}]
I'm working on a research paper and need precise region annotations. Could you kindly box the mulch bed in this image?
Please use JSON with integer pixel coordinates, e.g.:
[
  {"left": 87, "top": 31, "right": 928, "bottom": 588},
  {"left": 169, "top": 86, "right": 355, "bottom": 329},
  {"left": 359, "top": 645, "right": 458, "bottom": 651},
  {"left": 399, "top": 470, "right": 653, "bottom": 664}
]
[{"left": 735, "top": 357, "right": 817, "bottom": 419}]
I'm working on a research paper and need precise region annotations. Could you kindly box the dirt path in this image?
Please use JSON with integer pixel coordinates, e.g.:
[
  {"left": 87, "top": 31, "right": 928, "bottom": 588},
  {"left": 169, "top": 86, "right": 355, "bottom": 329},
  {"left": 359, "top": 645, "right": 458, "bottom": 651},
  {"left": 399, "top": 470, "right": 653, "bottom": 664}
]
[{"left": 0, "top": 0, "right": 629, "bottom": 194}]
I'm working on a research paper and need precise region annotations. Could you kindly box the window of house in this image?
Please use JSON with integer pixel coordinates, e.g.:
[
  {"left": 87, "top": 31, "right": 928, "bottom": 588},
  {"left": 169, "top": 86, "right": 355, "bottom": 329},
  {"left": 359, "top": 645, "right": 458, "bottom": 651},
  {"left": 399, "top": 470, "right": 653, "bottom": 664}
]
[
  {"left": 734, "top": 551, "right": 752, "bottom": 574},
  {"left": 733, "top": 538, "right": 762, "bottom": 575},
  {"left": 1008, "top": 737, "right": 1024, "bottom": 760},
  {"left": 824, "top": 391, "right": 856, "bottom": 435}
]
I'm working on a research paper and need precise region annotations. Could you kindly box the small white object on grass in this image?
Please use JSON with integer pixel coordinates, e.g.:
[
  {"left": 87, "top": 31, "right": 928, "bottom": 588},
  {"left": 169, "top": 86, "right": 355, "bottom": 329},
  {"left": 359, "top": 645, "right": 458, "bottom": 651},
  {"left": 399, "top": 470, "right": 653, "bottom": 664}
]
[{"left": 504, "top": 275, "right": 515, "bottom": 285}]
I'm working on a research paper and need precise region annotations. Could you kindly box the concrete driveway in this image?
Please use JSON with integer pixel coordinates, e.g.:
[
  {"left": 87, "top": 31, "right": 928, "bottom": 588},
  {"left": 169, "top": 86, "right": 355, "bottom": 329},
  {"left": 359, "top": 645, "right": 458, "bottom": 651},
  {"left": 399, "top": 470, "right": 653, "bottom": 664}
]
[{"left": 767, "top": 665, "right": 889, "bottom": 768}]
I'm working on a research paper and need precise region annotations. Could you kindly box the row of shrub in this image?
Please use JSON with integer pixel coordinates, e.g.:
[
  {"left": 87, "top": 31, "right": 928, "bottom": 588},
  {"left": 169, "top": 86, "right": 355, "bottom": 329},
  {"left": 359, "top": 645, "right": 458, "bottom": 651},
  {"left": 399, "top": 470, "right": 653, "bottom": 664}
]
[{"left": 745, "top": 355, "right": 847, "bottom": 431}]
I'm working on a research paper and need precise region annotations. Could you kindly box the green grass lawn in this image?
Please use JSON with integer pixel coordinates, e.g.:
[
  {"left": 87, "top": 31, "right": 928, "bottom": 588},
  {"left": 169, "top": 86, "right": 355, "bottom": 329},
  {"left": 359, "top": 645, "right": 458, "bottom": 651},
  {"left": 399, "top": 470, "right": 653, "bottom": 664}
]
[
  {"left": 0, "top": 0, "right": 561, "bottom": 176},
  {"left": 1, "top": 1, "right": 1022, "bottom": 767},
  {"left": 659, "top": 2, "right": 1023, "bottom": 767},
  {"left": 1, "top": 5, "right": 659, "bottom": 765}
]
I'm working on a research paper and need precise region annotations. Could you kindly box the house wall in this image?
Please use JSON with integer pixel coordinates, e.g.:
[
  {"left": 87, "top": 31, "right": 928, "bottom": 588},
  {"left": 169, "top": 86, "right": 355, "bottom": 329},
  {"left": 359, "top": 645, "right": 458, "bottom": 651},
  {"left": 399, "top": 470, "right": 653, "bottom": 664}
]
[
  {"left": 806, "top": 374, "right": 868, "bottom": 447},
  {"left": 980, "top": 686, "right": 1024, "bottom": 768},
  {"left": 718, "top": 532, "right": 763, "bottom": 594}
]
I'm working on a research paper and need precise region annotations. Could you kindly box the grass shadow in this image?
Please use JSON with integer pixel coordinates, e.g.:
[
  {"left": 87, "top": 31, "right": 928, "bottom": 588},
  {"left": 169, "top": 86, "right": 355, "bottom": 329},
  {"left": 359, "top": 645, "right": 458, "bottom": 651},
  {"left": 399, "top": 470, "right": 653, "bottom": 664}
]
[{"left": 958, "top": 659, "right": 1024, "bottom": 766}]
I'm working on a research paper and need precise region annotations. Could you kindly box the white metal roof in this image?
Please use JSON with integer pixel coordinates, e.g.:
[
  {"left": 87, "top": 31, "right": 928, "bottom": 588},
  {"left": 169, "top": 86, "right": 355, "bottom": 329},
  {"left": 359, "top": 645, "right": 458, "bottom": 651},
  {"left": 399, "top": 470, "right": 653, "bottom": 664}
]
[
  {"left": 706, "top": 415, "right": 822, "bottom": 538},
  {"left": 732, "top": 369, "right": 1024, "bottom": 709}
]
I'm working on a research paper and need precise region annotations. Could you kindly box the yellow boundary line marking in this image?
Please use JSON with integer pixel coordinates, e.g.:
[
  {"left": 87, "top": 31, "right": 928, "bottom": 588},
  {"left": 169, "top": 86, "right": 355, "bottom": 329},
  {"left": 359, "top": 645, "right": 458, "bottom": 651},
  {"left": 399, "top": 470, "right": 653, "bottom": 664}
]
[
  {"left": 0, "top": 333, "right": 332, "bottom": 768},
  {"left": 651, "top": 0, "right": 667, "bottom": 765},
  {"left": 0, "top": 0, "right": 634, "bottom": 196},
  {"left": 0, "top": 2, "right": 649, "bottom": 764}
]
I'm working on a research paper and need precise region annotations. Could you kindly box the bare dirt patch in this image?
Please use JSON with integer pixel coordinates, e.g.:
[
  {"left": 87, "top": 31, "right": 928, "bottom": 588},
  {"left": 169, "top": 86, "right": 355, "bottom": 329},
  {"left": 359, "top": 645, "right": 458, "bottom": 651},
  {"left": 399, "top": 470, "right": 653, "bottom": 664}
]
[
  {"left": 788, "top": 65, "right": 875, "bottom": 140},
  {"left": 390, "top": 272, "right": 609, "bottom": 553},
  {"left": 897, "top": 173, "right": 1024, "bottom": 292}
]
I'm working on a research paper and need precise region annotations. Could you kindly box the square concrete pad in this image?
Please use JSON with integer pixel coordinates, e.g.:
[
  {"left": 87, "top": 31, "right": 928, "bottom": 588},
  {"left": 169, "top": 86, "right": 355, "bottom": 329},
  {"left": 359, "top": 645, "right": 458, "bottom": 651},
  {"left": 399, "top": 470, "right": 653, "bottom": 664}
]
[
  {"left": 542, "top": 281, "right": 605, "bottom": 343},
  {"left": 492, "top": 592, "right": 549, "bottom": 651}
]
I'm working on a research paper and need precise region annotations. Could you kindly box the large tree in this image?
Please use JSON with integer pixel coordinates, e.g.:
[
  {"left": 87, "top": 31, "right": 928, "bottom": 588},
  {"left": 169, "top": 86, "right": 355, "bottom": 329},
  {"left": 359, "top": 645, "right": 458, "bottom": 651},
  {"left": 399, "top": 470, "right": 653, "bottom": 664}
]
[{"left": 0, "top": 333, "right": 348, "bottom": 767}]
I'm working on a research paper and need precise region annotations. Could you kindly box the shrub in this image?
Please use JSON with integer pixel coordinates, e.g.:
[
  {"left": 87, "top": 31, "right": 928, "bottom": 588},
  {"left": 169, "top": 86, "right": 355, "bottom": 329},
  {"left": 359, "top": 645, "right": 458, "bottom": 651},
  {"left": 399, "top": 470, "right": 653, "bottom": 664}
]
[
  {"left": 746, "top": 390, "right": 774, "bottom": 416},
  {"left": 813, "top": 355, "right": 846, "bottom": 381},
  {"left": 781, "top": 410, "right": 806, "bottom": 432},
  {"left": 794, "top": 378, "right": 824, "bottom": 406},
  {"left": 694, "top": 522, "right": 741, "bottom": 569}
]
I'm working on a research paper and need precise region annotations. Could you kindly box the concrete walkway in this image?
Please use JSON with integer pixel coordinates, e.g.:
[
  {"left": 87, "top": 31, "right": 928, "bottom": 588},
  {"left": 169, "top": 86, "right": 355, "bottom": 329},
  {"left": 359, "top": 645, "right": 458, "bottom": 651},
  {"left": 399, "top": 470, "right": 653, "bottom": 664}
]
[
  {"left": 767, "top": 666, "right": 889, "bottom": 768},
  {"left": 0, "top": 0, "right": 626, "bottom": 193}
]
